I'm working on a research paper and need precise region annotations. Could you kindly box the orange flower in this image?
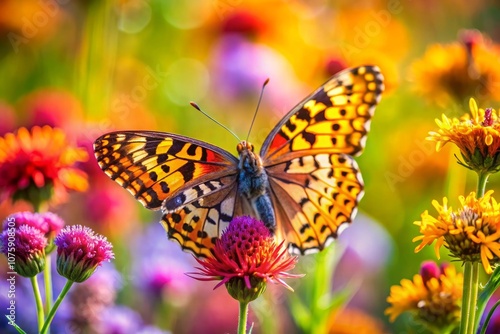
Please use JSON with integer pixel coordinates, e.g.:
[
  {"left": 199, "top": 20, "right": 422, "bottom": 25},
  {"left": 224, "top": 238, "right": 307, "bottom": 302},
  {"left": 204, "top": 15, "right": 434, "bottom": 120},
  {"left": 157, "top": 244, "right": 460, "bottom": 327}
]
[
  {"left": 410, "top": 30, "right": 500, "bottom": 106},
  {"left": 0, "top": 126, "right": 88, "bottom": 207}
]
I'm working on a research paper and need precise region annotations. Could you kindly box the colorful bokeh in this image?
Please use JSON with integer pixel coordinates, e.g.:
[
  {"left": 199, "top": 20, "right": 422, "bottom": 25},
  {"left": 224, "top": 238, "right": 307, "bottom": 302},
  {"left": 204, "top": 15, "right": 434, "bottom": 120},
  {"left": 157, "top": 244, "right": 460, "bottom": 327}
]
[{"left": 2, "top": 0, "right": 500, "bottom": 333}]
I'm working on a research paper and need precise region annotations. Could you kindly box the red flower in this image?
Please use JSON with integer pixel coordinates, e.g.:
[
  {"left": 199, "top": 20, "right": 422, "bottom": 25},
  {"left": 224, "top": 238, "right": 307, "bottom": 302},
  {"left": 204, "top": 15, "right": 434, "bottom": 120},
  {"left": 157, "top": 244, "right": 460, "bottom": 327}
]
[
  {"left": 188, "top": 216, "right": 302, "bottom": 302},
  {"left": 0, "top": 126, "right": 88, "bottom": 207}
]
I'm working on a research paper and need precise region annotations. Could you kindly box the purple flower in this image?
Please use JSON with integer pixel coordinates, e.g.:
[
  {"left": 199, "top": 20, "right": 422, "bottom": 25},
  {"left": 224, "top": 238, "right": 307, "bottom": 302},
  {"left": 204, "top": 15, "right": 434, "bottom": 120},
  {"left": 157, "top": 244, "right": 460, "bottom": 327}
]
[
  {"left": 2, "top": 211, "right": 64, "bottom": 237},
  {"left": 54, "top": 225, "right": 114, "bottom": 282},
  {"left": 137, "top": 326, "right": 171, "bottom": 334},
  {"left": 97, "top": 306, "right": 143, "bottom": 334},
  {"left": 66, "top": 263, "right": 121, "bottom": 332},
  {"left": 210, "top": 35, "right": 304, "bottom": 109},
  {"left": 0, "top": 225, "right": 46, "bottom": 277},
  {"left": 39, "top": 212, "right": 65, "bottom": 238},
  {"left": 2, "top": 211, "right": 65, "bottom": 254},
  {"left": 131, "top": 222, "right": 196, "bottom": 307},
  {"left": 2, "top": 212, "right": 44, "bottom": 232}
]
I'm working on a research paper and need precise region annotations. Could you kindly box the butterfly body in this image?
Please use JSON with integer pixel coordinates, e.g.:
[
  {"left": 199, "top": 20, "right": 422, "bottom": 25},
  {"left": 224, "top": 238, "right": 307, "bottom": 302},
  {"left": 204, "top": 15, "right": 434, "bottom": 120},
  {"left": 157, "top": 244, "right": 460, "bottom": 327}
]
[
  {"left": 236, "top": 140, "right": 276, "bottom": 231},
  {"left": 94, "top": 66, "right": 384, "bottom": 258}
]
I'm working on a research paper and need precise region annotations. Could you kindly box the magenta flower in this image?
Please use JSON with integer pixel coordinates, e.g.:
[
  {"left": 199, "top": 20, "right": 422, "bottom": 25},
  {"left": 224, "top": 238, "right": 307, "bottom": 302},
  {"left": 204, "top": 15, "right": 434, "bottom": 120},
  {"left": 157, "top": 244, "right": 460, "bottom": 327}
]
[
  {"left": 188, "top": 216, "right": 302, "bottom": 303},
  {"left": 2, "top": 211, "right": 65, "bottom": 254},
  {"left": 39, "top": 212, "right": 65, "bottom": 238},
  {"left": 2, "top": 211, "right": 64, "bottom": 237},
  {"left": 0, "top": 224, "right": 47, "bottom": 277},
  {"left": 3, "top": 211, "right": 44, "bottom": 231},
  {"left": 54, "top": 225, "right": 114, "bottom": 282}
]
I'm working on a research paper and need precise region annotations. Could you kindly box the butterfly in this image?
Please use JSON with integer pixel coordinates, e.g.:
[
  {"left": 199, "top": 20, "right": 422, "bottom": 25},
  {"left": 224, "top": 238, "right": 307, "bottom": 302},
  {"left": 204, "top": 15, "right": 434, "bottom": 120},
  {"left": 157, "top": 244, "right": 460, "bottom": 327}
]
[{"left": 94, "top": 65, "right": 384, "bottom": 258}]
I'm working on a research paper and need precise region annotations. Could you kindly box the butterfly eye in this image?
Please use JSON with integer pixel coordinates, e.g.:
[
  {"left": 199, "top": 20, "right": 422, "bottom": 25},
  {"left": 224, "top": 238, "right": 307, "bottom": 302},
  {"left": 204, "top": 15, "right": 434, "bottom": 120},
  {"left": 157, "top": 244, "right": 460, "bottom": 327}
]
[{"left": 237, "top": 143, "right": 243, "bottom": 152}]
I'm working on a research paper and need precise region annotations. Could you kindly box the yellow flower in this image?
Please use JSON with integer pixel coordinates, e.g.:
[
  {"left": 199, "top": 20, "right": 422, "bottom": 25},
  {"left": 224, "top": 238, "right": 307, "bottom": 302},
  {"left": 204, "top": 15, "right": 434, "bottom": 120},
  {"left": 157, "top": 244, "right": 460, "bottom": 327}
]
[
  {"left": 410, "top": 30, "right": 500, "bottom": 106},
  {"left": 386, "top": 261, "right": 462, "bottom": 332},
  {"left": 0, "top": 126, "right": 88, "bottom": 207},
  {"left": 414, "top": 191, "right": 500, "bottom": 274},
  {"left": 427, "top": 98, "right": 500, "bottom": 174}
]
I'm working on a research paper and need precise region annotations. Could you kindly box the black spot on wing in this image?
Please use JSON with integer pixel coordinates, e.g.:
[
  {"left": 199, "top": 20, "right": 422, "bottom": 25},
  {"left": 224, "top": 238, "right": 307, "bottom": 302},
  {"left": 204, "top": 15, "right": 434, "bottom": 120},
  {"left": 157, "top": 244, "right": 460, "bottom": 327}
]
[
  {"left": 161, "top": 164, "right": 170, "bottom": 173},
  {"left": 157, "top": 154, "right": 169, "bottom": 164},
  {"left": 187, "top": 144, "right": 197, "bottom": 156},
  {"left": 178, "top": 161, "right": 195, "bottom": 182},
  {"left": 302, "top": 131, "right": 315, "bottom": 146}
]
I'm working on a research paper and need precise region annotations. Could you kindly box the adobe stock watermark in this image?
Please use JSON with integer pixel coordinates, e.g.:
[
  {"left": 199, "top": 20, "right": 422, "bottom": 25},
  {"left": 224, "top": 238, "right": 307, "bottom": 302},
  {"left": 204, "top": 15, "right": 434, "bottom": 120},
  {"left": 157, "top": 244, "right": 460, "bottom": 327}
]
[
  {"left": 385, "top": 139, "right": 436, "bottom": 191},
  {"left": 7, "top": 0, "right": 70, "bottom": 54},
  {"left": 339, "top": 0, "right": 404, "bottom": 59},
  {"left": 111, "top": 65, "right": 168, "bottom": 118},
  {"left": 4, "top": 216, "right": 17, "bottom": 328}
]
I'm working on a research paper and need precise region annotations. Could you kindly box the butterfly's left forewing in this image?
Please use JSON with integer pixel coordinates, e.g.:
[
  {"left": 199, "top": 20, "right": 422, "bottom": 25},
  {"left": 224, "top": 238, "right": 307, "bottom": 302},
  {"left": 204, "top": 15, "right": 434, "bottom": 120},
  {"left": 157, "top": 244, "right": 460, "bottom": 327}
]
[{"left": 94, "top": 131, "right": 240, "bottom": 257}]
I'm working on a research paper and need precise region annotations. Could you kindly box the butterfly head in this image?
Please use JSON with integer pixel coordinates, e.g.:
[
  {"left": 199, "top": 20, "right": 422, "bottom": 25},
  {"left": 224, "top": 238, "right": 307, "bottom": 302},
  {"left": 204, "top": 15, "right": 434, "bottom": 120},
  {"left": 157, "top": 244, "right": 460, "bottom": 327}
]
[
  {"left": 237, "top": 140, "right": 263, "bottom": 171},
  {"left": 237, "top": 140, "right": 255, "bottom": 153}
]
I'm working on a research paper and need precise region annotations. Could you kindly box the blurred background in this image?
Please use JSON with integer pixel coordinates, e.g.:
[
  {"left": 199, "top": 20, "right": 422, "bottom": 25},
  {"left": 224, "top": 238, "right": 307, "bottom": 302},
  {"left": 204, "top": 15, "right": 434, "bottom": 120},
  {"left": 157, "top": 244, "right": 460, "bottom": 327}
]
[{"left": 1, "top": 0, "right": 500, "bottom": 333}]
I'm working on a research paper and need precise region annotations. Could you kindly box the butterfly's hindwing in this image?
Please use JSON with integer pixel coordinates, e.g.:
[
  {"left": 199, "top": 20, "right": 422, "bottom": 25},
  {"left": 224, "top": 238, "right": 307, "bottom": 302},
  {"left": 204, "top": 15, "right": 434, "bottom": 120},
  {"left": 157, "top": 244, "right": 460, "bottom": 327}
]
[
  {"left": 266, "top": 153, "right": 363, "bottom": 254},
  {"left": 160, "top": 183, "right": 239, "bottom": 258},
  {"left": 261, "top": 66, "right": 384, "bottom": 162}
]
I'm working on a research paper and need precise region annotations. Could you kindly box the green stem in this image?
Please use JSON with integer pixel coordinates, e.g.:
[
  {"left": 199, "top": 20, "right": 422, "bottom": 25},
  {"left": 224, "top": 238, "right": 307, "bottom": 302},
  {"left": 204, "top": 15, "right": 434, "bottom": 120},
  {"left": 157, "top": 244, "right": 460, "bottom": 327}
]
[
  {"left": 460, "top": 261, "right": 473, "bottom": 334},
  {"left": 476, "top": 171, "right": 489, "bottom": 198},
  {"left": 238, "top": 301, "right": 249, "bottom": 334},
  {"left": 30, "top": 276, "right": 44, "bottom": 333},
  {"left": 44, "top": 254, "right": 53, "bottom": 314},
  {"left": 461, "top": 171, "right": 491, "bottom": 334},
  {"left": 40, "top": 280, "right": 74, "bottom": 334},
  {"left": 468, "top": 262, "right": 481, "bottom": 333},
  {"left": 43, "top": 254, "right": 53, "bottom": 334}
]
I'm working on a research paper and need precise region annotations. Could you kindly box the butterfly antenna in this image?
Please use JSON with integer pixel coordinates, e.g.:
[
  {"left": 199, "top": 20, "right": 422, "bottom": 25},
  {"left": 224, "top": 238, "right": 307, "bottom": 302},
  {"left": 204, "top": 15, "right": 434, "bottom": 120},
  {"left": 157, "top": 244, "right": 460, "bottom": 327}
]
[
  {"left": 246, "top": 78, "right": 270, "bottom": 142},
  {"left": 190, "top": 102, "right": 241, "bottom": 142}
]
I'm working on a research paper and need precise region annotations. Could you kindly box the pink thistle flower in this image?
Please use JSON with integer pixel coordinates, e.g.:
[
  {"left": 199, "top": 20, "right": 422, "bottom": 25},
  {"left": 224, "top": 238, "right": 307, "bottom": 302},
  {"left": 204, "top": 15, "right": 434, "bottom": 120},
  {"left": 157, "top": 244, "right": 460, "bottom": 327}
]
[
  {"left": 39, "top": 212, "right": 65, "bottom": 238},
  {"left": 2, "top": 211, "right": 64, "bottom": 237},
  {"left": 187, "top": 216, "right": 302, "bottom": 303},
  {"left": 0, "top": 224, "right": 46, "bottom": 277},
  {"left": 2, "top": 211, "right": 65, "bottom": 254},
  {"left": 54, "top": 225, "right": 114, "bottom": 282}
]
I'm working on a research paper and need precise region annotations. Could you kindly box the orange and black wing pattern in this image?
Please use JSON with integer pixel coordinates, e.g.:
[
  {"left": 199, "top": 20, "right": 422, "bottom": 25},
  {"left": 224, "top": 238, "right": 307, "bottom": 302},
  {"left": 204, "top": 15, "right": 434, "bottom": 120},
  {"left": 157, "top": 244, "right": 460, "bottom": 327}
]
[
  {"left": 94, "top": 131, "right": 239, "bottom": 257},
  {"left": 261, "top": 66, "right": 384, "bottom": 254}
]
